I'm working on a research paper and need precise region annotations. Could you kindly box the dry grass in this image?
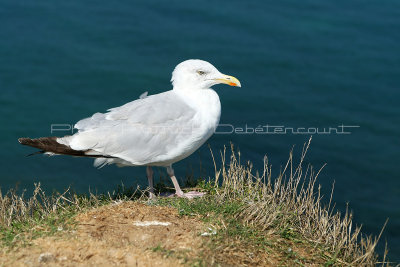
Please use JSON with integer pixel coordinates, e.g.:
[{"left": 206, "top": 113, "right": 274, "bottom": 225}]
[
  {"left": 0, "top": 137, "right": 393, "bottom": 266},
  {"left": 0, "top": 184, "right": 96, "bottom": 227},
  {"left": 0, "top": 183, "right": 144, "bottom": 248},
  {"left": 209, "top": 137, "right": 390, "bottom": 266}
]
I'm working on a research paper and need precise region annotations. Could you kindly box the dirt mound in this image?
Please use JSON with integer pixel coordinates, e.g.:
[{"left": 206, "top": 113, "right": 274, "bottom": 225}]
[{"left": 1, "top": 202, "right": 206, "bottom": 266}]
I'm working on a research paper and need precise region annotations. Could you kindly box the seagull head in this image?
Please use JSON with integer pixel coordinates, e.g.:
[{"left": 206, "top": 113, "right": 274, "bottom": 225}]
[{"left": 171, "top": 59, "right": 241, "bottom": 90}]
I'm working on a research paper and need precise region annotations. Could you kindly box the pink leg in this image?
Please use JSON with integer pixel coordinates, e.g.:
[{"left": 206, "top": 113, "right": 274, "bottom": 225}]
[
  {"left": 166, "top": 166, "right": 205, "bottom": 199},
  {"left": 146, "top": 166, "right": 155, "bottom": 199}
]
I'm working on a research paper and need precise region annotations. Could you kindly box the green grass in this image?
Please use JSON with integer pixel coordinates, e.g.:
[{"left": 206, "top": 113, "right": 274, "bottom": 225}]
[
  {"left": 151, "top": 244, "right": 175, "bottom": 257},
  {"left": 0, "top": 185, "right": 116, "bottom": 249},
  {"left": 153, "top": 194, "right": 324, "bottom": 266},
  {"left": 0, "top": 139, "right": 393, "bottom": 266},
  {"left": 0, "top": 208, "right": 75, "bottom": 247}
]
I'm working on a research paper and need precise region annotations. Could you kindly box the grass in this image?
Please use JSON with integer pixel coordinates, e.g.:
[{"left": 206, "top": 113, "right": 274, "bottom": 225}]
[
  {"left": 0, "top": 183, "right": 133, "bottom": 248},
  {"left": 0, "top": 138, "right": 394, "bottom": 266}
]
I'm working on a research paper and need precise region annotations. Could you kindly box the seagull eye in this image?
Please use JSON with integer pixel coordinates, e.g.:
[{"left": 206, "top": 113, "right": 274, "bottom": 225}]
[{"left": 197, "top": 70, "right": 206, "bottom": 75}]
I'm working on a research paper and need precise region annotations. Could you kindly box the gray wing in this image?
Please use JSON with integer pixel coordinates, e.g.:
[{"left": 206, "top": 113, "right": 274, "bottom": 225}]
[{"left": 63, "top": 90, "right": 197, "bottom": 165}]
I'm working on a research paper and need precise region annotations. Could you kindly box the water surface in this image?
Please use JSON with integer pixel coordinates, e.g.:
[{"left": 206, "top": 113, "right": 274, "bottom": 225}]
[{"left": 0, "top": 0, "right": 399, "bottom": 261}]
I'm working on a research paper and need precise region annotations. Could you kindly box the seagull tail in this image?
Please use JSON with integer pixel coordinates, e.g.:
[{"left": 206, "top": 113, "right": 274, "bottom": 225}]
[{"left": 18, "top": 137, "right": 114, "bottom": 158}]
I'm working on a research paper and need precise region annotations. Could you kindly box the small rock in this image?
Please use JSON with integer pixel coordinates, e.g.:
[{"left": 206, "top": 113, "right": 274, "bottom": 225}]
[
  {"left": 133, "top": 221, "right": 171, "bottom": 226},
  {"left": 38, "top": 252, "right": 55, "bottom": 263},
  {"left": 58, "top": 256, "right": 68, "bottom": 261},
  {"left": 201, "top": 227, "right": 217, "bottom": 236}
]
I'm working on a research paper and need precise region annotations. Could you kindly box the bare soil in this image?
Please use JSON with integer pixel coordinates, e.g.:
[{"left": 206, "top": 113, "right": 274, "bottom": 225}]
[
  {"left": 0, "top": 202, "right": 207, "bottom": 267},
  {"left": 0, "top": 201, "right": 315, "bottom": 266}
]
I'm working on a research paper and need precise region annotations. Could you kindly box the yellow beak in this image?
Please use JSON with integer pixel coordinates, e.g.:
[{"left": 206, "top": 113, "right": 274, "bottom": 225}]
[{"left": 215, "top": 74, "right": 241, "bottom": 87}]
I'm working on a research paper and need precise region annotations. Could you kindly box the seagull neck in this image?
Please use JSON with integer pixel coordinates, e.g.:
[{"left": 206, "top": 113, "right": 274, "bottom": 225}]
[
  {"left": 173, "top": 87, "right": 211, "bottom": 102},
  {"left": 173, "top": 86, "right": 220, "bottom": 117}
]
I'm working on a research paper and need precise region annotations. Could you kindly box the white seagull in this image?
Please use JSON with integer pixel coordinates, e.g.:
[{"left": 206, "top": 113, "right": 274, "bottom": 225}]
[{"left": 18, "top": 59, "right": 241, "bottom": 198}]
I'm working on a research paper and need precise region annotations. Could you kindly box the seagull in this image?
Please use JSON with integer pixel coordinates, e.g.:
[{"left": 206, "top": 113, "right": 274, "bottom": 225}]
[{"left": 18, "top": 59, "right": 241, "bottom": 198}]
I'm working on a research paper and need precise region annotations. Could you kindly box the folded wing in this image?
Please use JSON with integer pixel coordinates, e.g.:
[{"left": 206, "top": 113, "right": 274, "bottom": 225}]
[{"left": 58, "top": 90, "right": 198, "bottom": 166}]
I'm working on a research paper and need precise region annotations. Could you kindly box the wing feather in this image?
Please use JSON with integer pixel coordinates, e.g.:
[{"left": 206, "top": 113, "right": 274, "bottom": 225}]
[{"left": 65, "top": 90, "right": 198, "bottom": 165}]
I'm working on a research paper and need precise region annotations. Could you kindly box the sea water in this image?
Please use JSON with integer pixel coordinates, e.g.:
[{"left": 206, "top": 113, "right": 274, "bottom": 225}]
[{"left": 0, "top": 0, "right": 399, "bottom": 260}]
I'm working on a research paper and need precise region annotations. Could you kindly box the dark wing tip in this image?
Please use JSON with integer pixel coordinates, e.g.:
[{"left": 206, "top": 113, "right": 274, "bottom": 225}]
[
  {"left": 18, "top": 137, "right": 29, "bottom": 144},
  {"left": 26, "top": 150, "right": 45, "bottom": 157}
]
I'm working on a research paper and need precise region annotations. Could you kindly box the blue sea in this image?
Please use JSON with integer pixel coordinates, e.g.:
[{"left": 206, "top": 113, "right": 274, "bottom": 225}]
[{"left": 1, "top": 0, "right": 399, "bottom": 261}]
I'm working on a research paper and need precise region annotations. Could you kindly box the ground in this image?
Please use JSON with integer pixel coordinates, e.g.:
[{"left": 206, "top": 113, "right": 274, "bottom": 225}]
[
  {"left": 1, "top": 202, "right": 209, "bottom": 266},
  {"left": 0, "top": 149, "right": 387, "bottom": 266},
  {"left": 0, "top": 196, "right": 382, "bottom": 266},
  {"left": 0, "top": 201, "right": 284, "bottom": 266}
]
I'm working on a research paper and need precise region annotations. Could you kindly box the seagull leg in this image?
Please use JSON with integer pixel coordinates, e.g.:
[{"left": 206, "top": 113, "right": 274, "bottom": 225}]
[
  {"left": 166, "top": 165, "right": 205, "bottom": 199},
  {"left": 166, "top": 166, "right": 184, "bottom": 197},
  {"left": 146, "top": 166, "right": 155, "bottom": 199}
]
